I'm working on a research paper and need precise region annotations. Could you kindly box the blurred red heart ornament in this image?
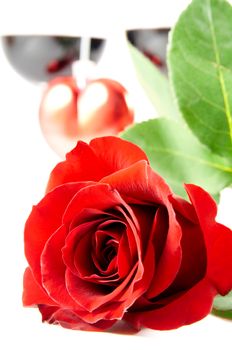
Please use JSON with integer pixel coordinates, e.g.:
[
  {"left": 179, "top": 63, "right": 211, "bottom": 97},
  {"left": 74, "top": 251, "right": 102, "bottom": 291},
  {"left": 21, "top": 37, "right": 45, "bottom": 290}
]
[{"left": 39, "top": 76, "right": 134, "bottom": 157}]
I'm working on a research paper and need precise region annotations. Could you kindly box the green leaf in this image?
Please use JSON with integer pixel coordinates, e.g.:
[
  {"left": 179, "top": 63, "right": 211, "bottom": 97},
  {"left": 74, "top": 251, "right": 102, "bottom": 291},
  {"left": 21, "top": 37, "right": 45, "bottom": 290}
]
[
  {"left": 128, "top": 42, "right": 181, "bottom": 120},
  {"left": 121, "top": 118, "right": 232, "bottom": 198},
  {"left": 212, "top": 309, "right": 232, "bottom": 319},
  {"left": 213, "top": 291, "right": 232, "bottom": 311},
  {"left": 168, "top": 0, "right": 232, "bottom": 161}
]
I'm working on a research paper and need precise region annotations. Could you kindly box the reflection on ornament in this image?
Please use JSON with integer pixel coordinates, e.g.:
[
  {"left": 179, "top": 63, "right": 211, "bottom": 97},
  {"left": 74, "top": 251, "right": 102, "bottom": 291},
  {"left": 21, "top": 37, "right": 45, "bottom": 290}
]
[{"left": 39, "top": 77, "right": 134, "bottom": 158}]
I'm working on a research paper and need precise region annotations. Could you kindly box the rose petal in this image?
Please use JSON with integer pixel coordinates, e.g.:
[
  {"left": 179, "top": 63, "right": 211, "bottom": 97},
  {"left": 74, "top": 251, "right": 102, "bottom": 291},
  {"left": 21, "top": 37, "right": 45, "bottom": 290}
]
[
  {"left": 38, "top": 305, "right": 59, "bottom": 322},
  {"left": 116, "top": 205, "right": 140, "bottom": 265},
  {"left": 91, "top": 256, "right": 118, "bottom": 281},
  {"left": 46, "top": 142, "right": 107, "bottom": 192},
  {"left": 65, "top": 260, "right": 144, "bottom": 324},
  {"left": 23, "top": 267, "right": 57, "bottom": 306},
  {"left": 69, "top": 207, "right": 113, "bottom": 231},
  {"left": 152, "top": 207, "right": 169, "bottom": 263},
  {"left": 47, "top": 137, "right": 148, "bottom": 192},
  {"left": 24, "top": 182, "right": 91, "bottom": 283},
  {"left": 125, "top": 278, "right": 216, "bottom": 330},
  {"left": 51, "top": 308, "right": 116, "bottom": 330},
  {"left": 186, "top": 184, "right": 232, "bottom": 295},
  {"left": 65, "top": 263, "right": 138, "bottom": 313},
  {"left": 62, "top": 220, "right": 103, "bottom": 277},
  {"left": 40, "top": 225, "right": 77, "bottom": 308},
  {"left": 130, "top": 204, "right": 157, "bottom": 254},
  {"left": 169, "top": 194, "right": 197, "bottom": 223},
  {"left": 132, "top": 216, "right": 156, "bottom": 297},
  {"left": 117, "top": 233, "right": 133, "bottom": 278},
  {"left": 146, "top": 205, "right": 182, "bottom": 298},
  {"left": 89, "top": 137, "right": 148, "bottom": 174},
  {"left": 63, "top": 183, "right": 123, "bottom": 225},
  {"left": 38, "top": 306, "right": 116, "bottom": 330},
  {"left": 167, "top": 212, "right": 206, "bottom": 294},
  {"left": 100, "top": 160, "right": 172, "bottom": 205}
]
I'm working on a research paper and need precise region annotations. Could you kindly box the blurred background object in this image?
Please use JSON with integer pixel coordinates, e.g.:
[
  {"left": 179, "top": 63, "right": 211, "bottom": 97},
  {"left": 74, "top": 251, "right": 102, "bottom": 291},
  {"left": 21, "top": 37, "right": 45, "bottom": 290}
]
[
  {"left": 2, "top": 29, "right": 169, "bottom": 83},
  {"left": 0, "top": 0, "right": 191, "bottom": 157},
  {"left": 2, "top": 36, "right": 105, "bottom": 82},
  {"left": 39, "top": 76, "right": 134, "bottom": 157},
  {"left": 0, "top": 0, "right": 192, "bottom": 158},
  {"left": 0, "top": 29, "right": 170, "bottom": 157}
]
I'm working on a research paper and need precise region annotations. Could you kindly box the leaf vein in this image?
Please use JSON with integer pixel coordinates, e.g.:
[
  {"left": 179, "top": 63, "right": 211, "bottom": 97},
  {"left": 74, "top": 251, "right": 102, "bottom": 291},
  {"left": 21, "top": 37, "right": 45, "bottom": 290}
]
[
  {"left": 175, "top": 65, "right": 231, "bottom": 136},
  {"left": 175, "top": 63, "right": 226, "bottom": 115},
  {"left": 207, "top": 0, "right": 232, "bottom": 145}
]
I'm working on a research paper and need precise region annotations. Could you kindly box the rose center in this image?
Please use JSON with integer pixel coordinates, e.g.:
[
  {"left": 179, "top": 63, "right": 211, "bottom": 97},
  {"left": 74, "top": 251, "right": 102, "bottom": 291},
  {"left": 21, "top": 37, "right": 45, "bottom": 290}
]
[
  {"left": 92, "top": 221, "right": 125, "bottom": 274},
  {"left": 102, "top": 238, "right": 118, "bottom": 265}
]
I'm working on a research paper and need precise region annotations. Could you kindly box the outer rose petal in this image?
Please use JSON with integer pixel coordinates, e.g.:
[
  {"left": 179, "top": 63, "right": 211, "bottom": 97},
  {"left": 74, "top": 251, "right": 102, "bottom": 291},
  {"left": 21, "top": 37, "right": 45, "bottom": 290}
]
[
  {"left": 100, "top": 160, "right": 171, "bottom": 205},
  {"left": 47, "top": 137, "right": 148, "bottom": 192},
  {"left": 46, "top": 142, "right": 106, "bottom": 192},
  {"left": 125, "top": 278, "right": 216, "bottom": 330},
  {"left": 41, "top": 225, "right": 78, "bottom": 309},
  {"left": 38, "top": 305, "right": 59, "bottom": 322},
  {"left": 24, "top": 182, "right": 92, "bottom": 284},
  {"left": 169, "top": 194, "right": 197, "bottom": 223},
  {"left": 89, "top": 137, "right": 148, "bottom": 174},
  {"left": 23, "top": 268, "right": 57, "bottom": 306},
  {"left": 167, "top": 212, "right": 206, "bottom": 293},
  {"left": 186, "top": 184, "right": 232, "bottom": 295},
  {"left": 146, "top": 204, "right": 182, "bottom": 298},
  {"left": 40, "top": 307, "right": 116, "bottom": 331}
]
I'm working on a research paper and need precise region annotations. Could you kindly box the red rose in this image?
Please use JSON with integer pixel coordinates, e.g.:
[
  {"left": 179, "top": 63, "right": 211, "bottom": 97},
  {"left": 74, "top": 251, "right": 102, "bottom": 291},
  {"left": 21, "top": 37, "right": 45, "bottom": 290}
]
[{"left": 23, "top": 136, "right": 232, "bottom": 331}]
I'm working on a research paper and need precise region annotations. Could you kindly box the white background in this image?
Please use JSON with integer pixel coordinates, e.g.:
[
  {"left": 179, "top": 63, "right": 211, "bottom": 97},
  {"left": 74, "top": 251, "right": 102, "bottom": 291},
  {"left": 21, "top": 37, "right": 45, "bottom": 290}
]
[{"left": 0, "top": 1, "right": 231, "bottom": 349}]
